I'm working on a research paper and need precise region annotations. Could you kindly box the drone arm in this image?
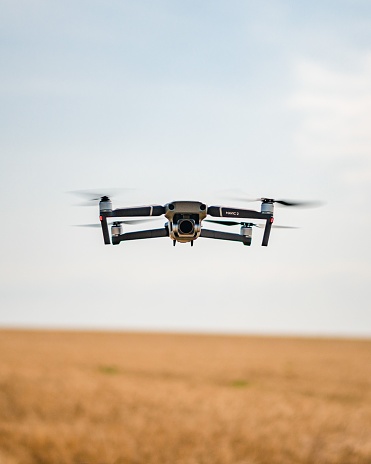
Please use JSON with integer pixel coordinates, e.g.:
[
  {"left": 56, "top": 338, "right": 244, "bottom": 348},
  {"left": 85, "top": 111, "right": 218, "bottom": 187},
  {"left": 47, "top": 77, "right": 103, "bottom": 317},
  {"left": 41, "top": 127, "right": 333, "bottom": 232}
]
[
  {"left": 111, "top": 227, "right": 169, "bottom": 245},
  {"left": 200, "top": 228, "right": 251, "bottom": 245},
  {"left": 108, "top": 205, "right": 165, "bottom": 218},
  {"left": 207, "top": 206, "right": 274, "bottom": 246},
  {"left": 207, "top": 206, "right": 265, "bottom": 220},
  {"left": 99, "top": 205, "right": 165, "bottom": 245}
]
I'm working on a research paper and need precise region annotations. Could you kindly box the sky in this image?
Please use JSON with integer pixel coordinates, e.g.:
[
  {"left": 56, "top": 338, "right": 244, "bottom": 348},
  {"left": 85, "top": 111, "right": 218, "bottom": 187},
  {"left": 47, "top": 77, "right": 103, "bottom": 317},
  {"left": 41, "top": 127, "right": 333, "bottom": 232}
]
[{"left": 1, "top": 0, "right": 371, "bottom": 336}]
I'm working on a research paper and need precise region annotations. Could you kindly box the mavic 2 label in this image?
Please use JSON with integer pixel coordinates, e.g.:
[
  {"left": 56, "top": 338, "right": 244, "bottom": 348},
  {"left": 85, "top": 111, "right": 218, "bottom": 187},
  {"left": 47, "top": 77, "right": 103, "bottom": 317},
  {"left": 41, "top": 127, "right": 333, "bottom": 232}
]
[{"left": 225, "top": 211, "right": 239, "bottom": 216}]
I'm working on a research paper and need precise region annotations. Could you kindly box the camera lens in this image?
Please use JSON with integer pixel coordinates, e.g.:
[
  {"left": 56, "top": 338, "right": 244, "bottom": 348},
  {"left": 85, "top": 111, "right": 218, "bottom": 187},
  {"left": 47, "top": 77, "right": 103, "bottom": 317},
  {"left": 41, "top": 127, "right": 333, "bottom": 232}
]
[{"left": 178, "top": 219, "right": 194, "bottom": 234}]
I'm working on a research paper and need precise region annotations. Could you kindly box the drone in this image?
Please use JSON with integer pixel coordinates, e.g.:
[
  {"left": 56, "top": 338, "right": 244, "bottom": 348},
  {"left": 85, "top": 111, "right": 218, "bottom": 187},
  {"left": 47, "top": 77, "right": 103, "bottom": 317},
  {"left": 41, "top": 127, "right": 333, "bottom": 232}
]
[{"left": 73, "top": 191, "right": 319, "bottom": 247}]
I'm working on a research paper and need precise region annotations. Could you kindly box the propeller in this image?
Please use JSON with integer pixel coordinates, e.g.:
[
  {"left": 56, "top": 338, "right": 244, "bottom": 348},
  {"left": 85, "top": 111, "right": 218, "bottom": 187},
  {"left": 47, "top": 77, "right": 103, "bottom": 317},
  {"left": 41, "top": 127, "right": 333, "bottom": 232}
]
[
  {"left": 231, "top": 196, "right": 322, "bottom": 208},
  {"left": 204, "top": 219, "right": 298, "bottom": 229},
  {"left": 73, "top": 218, "right": 161, "bottom": 228},
  {"left": 205, "top": 219, "right": 262, "bottom": 227},
  {"left": 68, "top": 188, "right": 135, "bottom": 206}
]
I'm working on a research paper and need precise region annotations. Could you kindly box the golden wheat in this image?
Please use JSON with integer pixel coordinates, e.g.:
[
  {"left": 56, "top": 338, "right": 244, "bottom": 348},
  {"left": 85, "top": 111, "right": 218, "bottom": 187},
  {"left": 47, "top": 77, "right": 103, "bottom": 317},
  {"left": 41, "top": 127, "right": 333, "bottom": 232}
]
[{"left": 0, "top": 329, "right": 370, "bottom": 464}]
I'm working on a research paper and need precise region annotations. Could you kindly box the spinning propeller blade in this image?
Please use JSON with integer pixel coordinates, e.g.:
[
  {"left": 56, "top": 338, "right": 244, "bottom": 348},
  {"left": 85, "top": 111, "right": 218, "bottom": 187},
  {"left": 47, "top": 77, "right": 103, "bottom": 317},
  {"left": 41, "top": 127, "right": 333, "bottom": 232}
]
[
  {"left": 73, "top": 218, "right": 161, "bottom": 228},
  {"left": 204, "top": 219, "right": 262, "bottom": 227},
  {"left": 204, "top": 219, "right": 298, "bottom": 229},
  {"left": 68, "top": 188, "right": 135, "bottom": 206},
  {"left": 230, "top": 196, "right": 322, "bottom": 208}
]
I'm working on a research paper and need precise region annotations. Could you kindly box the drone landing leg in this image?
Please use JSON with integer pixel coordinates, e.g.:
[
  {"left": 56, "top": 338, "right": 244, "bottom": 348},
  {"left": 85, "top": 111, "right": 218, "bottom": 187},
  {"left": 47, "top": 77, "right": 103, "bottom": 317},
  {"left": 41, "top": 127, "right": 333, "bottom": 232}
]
[
  {"left": 100, "top": 215, "right": 110, "bottom": 245},
  {"left": 173, "top": 240, "right": 176, "bottom": 246},
  {"left": 262, "top": 218, "right": 273, "bottom": 246}
]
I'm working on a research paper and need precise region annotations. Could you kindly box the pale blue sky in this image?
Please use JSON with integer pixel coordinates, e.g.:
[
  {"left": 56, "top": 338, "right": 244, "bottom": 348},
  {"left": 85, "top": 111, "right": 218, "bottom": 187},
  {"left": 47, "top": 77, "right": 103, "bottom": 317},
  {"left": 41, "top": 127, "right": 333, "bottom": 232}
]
[{"left": 1, "top": 0, "right": 371, "bottom": 336}]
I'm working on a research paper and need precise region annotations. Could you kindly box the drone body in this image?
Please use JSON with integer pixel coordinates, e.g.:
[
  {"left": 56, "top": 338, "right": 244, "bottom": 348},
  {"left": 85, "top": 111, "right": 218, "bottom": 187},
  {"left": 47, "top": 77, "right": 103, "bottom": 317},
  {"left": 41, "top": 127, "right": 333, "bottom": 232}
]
[{"left": 98, "top": 197, "right": 277, "bottom": 247}]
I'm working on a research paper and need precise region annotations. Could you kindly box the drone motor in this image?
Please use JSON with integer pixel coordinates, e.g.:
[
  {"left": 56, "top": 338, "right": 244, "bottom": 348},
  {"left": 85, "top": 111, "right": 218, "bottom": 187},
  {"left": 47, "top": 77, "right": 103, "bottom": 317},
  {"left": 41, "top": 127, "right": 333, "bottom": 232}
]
[
  {"left": 240, "top": 224, "right": 253, "bottom": 246},
  {"left": 261, "top": 199, "right": 274, "bottom": 215},
  {"left": 99, "top": 196, "right": 112, "bottom": 213},
  {"left": 111, "top": 223, "right": 122, "bottom": 236}
]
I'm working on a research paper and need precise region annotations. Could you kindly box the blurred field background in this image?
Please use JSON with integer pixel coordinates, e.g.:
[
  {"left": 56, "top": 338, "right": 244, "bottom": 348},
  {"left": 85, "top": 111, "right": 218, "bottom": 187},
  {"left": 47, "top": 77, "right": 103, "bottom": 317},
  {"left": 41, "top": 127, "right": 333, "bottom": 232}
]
[{"left": 0, "top": 329, "right": 370, "bottom": 464}]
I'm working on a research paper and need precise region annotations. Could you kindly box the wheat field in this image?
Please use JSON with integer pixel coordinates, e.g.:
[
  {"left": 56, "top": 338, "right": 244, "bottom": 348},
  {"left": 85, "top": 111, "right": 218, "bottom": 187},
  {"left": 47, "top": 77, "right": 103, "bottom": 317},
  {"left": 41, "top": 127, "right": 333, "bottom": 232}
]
[{"left": 0, "top": 329, "right": 370, "bottom": 464}]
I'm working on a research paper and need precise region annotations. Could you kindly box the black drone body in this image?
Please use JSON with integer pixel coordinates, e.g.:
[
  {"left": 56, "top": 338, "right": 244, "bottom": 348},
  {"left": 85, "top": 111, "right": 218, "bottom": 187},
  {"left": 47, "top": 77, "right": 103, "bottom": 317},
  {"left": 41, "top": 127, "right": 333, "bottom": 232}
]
[{"left": 97, "top": 198, "right": 279, "bottom": 247}]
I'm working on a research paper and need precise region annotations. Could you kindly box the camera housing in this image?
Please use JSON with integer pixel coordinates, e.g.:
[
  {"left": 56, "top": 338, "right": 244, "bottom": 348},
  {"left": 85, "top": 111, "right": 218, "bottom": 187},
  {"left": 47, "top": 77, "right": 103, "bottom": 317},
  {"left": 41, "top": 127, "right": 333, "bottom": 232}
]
[{"left": 165, "top": 201, "right": 207, "bottom": 243}]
